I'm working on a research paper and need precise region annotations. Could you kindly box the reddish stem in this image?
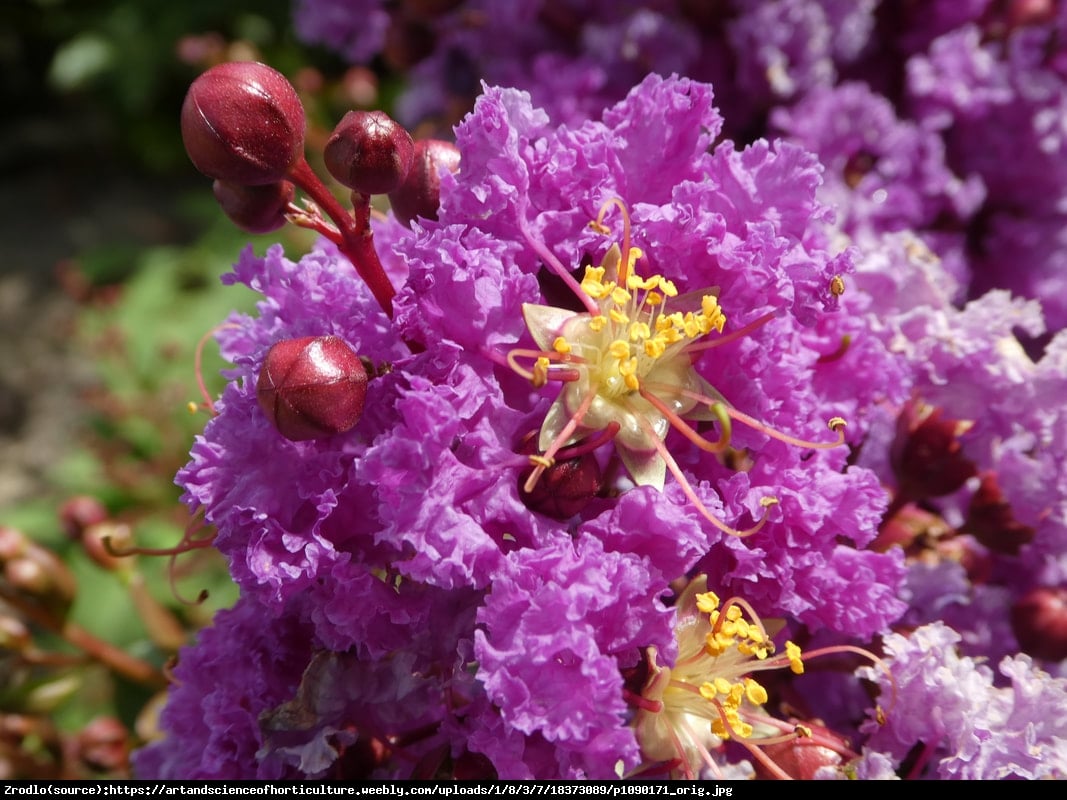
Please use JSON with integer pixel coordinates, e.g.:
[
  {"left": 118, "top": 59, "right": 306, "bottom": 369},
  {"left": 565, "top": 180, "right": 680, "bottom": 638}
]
[{"left": 287, "top": 157, "right": 396, "bottom": 317}]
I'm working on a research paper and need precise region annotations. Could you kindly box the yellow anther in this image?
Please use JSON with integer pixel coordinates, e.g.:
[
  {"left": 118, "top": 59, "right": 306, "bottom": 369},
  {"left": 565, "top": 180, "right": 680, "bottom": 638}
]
[
  {"left": 644, "top": 338, "right": 666, "bottom": 358},
  {"left": 187, "top": 401, "right": 199, "bottom": 415},
  {"left": 713, "top": 677, "right": 733, "bottom": 696},
  {"left": 611, "top": 286, "right": 632, "bottom": 306},
  {"left": 725, "top": 606, "right": 742, "bottom": 622},
  {"left": 625, "top": 247, "right": 644, "bottom": 273},
  {"left": 552, "top": 337, "right": 572, "bottom": 354},
  {"left": 696, "top": 592, "right": 720, "bottom": 614},
  {"left": 744, "top": 678, "right": 768, "bottom": 706},
  {"left": 828, "top": 416, "right": 846, "bottom": 432},
  {"left": 532, "top": 357, "right": 550, "bottom": 388},
  {"left": 528, "top": 454, "right": 555, "bottom": 469},
  {"left": 786, "top": 641, "right": 804, "bottom": 675},
  {"left": 629, "top": 321, "right": 651, "bottom": 342},
  {"left": 645, "top": 291, "right": 663, "bottom": 306},
  {"left": 626, "top": 273, "right": 656, "bottom": 291},
  {"left": 589, "top": 316, "right": 607, "bottom": 332},
  {"left": 794, "top": 724, "right": 813, "bottom": 738},
  {"left": 609, "top": 307, "right": 630, "bottom": 325},
  {"left": 830, "top": 274, "right": 846, "bottom": 297},
  {"left": 609, "top": 340, "right": 631, "bottom": 359},
  {"left": 683, "top": 313, "right": 702, "bottom": 338},
  {"left": 659, "top": 278, "right": 678, "bottom": 297}
]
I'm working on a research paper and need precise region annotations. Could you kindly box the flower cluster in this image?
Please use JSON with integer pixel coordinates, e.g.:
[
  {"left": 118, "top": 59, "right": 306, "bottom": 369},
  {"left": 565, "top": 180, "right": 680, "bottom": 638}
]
[
  {"left": 134, "top": 0, "right": 1067, "bottom": 782},
  {"left": 135, "top": 70, "right": 916, "bottom": 779}
]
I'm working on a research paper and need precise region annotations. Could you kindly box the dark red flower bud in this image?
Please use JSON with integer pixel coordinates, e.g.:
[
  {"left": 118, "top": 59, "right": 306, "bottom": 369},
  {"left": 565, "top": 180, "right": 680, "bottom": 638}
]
[
  {"left": 890, "top": 399, "right": 977, "bottom": 501},
  {"left": 388, "top": 138, "right": 461, "bottom": 227},
  {"left": 181, "top": 61, "right": 306, "bottom": 185},
  {"left": 212, "top": 179, "right": 295, "bottom": 233},
  {"left": 324, "top": 110, "right": 414, "bottom": 195},
  {"left": 960, "top": 471, "right": 1035, "bottom": 555},
  {"left": 256, "top": 336, "right": 368, "bottom": 441},
  {"left": 517, "top": 433, "right": 603, "bottom": 520},
  {"left": 1011, "top": 586, "right": 1067, "bottom": 662}
]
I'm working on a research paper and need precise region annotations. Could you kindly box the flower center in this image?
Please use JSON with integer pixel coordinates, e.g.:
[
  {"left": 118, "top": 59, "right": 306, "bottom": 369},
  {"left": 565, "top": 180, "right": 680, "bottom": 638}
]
[{"left": 507, "top": 198, "right": 846, "bottom": 535}]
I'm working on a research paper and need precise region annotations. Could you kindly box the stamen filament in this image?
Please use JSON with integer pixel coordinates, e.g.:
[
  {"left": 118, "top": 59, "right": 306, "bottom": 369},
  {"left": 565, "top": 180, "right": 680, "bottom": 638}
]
[
  {"left": 682, "top": 311, "right": 776, "bottom": 354},
  {"left": 554, "top": 421, "right": 620, "bottom": 460},
  {"left": 505, "top": 348, "right": 587, "bottom": 382},
  {"left": 194, "top": 323, "right": 240, "bottom": 417},
  {"left": 519, "top": 215, "right": 601, "bottom": 316},
  {"left": 595, "top": 197, "right": 633, "bottom": 285},
  {"left": 724, "top": 407, "right": 846, "bottom": 450},
  {"left": 523, "top": 389, "right": 598, "bottom": 493},
  {"left": 635, "top": 411, "right": 776, "bottom": 538},
  {"left": 638, "top": 387, "right": 732, "bottom": 453},
  {"left": 715, "top": 596, "right": 771, "bottom": 645},
  {"left": 712, "top": 707, "right": 794, "bottom": 781}
]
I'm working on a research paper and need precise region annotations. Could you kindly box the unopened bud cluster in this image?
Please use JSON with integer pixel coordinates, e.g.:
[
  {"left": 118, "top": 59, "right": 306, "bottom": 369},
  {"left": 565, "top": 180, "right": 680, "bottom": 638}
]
[{"left": 181, "top": 60, "right": 461, "bottom": 441}]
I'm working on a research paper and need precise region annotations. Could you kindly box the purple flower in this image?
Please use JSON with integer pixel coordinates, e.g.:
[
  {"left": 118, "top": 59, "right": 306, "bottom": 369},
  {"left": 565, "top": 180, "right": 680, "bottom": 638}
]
[
  {"left": 855, "top": 622, "right": 1067, "bottom": 779},
  {"left": 143, "top": 73, "right": 907, "bottom": 778}
]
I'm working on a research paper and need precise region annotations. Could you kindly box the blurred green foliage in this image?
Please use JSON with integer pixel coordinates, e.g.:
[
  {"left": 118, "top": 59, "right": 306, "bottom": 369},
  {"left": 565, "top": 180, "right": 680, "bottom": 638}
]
[
  {"left": 0, "top": 0, "right": 344, "bottom": 776},
  {"left": 3, "top": 0, "right": 325, "bottom": 174}
]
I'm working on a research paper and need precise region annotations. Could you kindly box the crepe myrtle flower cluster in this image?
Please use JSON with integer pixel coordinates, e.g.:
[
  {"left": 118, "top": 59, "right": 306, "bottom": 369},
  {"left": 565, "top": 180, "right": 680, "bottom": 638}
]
[{"left": 127, "top": 62, "right": 941, "bottom": 780}]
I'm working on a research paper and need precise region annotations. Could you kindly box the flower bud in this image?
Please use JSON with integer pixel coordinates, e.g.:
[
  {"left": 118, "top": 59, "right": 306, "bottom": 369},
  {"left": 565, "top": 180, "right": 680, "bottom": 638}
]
[
  {"left": 324, "top": 110, "right": 414, "bottom": 195},
  {"left": 890, "top": 399, "right": 976, "bottom": 501},
  {"left": 960, "top": 471, "right": 1035, "bottom": 555},
  {"left": 388, "top": 139, "right": 461, "bottom": 227},
  {"left": 212, "top": 180, "right": 294, "bottom": 233},
  {"left": 181, "top": 61, "right": 306, "bottom": 185},
  {"left": 256, "top": 336, "right": 368, "bottom": 441},
  {"left": 1011, "top": 586, "right": 1067, "bottom": 662},
  {"left": 517, "top": 434, "right": 603, "bottom": 520}
]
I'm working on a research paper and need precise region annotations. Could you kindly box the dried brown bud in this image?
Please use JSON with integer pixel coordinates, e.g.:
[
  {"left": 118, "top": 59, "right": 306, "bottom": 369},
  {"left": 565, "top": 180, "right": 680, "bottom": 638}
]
[
  {"left": 75, "top": 716, "right": 130, "bottom": 775},
  {"left": 181, "top": 61, "right": 306, "bottom": 185},
  {"left": 58, "top": 495, "right": 108, "bottom": 542},
  {"left": 256, "top": 336, "right": 369, "bottom": 441},
  {"left": 324, "top": 110, "right": 414, "bottom": 195}
]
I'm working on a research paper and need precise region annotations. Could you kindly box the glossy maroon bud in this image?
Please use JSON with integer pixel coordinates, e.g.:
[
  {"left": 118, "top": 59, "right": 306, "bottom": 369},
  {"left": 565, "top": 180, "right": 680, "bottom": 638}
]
[
  {"left": 256, "top": 336, "right": 368, "bottom": 441},
  {"left": 890, "top": 399, "right": 977, "bottom": 501},
  {"left": 960, "top": 471, "right": 1035, "bottom": 555},
  {"left": 181, "top": 61, "right": 306, "bottom": 185},
  {"left": 517, "top": 434, "right": 603, "bottom": 520},
  {"left": 1011, "top": 586, "right": 1067, "bottom": 662},
  {"left": 324, "top": 110, "right": 414, "bottom": 195},
  {"left": 212, "top": 179, "right": 295, "bottom": 233},
  {"left": 388, "top": 138, "right": 461, "bottom": 227}
]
